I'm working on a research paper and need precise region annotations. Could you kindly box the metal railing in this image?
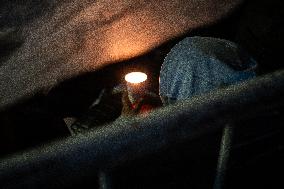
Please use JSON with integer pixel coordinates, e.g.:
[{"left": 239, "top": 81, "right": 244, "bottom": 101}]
[{"left": 0, "top": 70, "right": 283, "bottom": 189}]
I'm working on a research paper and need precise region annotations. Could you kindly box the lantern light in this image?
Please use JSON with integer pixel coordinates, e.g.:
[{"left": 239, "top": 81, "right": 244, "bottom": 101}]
[
  {"left": 124, "top": 72, "right": 148, "bottom": 104},
  {"left": 125, "top": 72, "right": 147, "bottom": 84}
]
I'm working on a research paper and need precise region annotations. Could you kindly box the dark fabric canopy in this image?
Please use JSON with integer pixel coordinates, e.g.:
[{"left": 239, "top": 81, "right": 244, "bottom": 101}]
[{"left": 0, "top": 0, "right": 243, "bottom": 110}]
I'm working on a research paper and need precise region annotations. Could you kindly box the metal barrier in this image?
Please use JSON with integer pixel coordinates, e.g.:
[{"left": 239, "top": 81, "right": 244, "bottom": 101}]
[{"left": 0, "top": 70, "right": 283, "bottom": 189}]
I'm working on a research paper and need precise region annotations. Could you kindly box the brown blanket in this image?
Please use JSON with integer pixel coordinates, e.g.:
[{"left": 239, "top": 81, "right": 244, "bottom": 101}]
[{"left": 0, "top": 0, "right": 243, "bottom": 110}]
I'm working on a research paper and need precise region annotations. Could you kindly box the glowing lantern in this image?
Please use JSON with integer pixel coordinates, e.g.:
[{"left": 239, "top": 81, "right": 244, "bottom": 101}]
[{"left": 125, "top": 72, "right": 148, "bottom": 104}]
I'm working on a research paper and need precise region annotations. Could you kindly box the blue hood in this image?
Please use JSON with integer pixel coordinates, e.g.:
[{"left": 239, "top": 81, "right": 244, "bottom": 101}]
[{"left": 159, "top": 37, "right": 257, "bottom": 104}]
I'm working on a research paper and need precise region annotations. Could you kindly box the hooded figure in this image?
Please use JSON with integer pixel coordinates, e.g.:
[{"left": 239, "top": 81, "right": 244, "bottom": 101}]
[{"left": 159, "top": 37, "right": 257, "bottom": 105}]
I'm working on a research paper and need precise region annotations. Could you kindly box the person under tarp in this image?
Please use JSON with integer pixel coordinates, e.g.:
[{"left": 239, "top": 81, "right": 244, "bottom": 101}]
[{"left": 121, "top": 36, "right": 257, "bottom": 115}]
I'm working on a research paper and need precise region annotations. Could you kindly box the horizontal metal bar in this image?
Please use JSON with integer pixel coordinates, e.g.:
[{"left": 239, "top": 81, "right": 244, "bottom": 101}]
[{"left": 0, "top": 70, "right": 284, "bottom": 189}]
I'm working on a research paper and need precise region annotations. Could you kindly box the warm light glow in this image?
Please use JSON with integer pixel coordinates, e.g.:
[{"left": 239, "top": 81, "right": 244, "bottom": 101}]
[{"left": 125, "top": 72, "right": 147, "bottom": 84}]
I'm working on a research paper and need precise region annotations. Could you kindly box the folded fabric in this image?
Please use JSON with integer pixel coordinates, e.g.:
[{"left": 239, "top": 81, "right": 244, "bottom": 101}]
[{"left": 159, "top": 37, "right": 257, "bottom": 104}]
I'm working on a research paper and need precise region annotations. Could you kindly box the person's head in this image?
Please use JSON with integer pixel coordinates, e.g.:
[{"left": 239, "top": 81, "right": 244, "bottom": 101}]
[{"left": 159, "top": 37, "right": 257, "bottom": 105}]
